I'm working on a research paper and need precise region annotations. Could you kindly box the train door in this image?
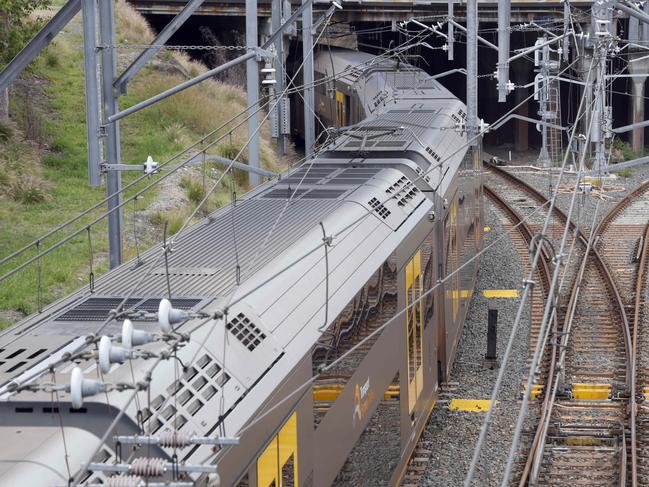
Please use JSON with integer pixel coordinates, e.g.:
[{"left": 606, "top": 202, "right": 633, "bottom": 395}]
[
  {"left": 448, "top": 199, "right": 459, "bottom": 322},
  {"left": 335, "top": 90, "right": 349, "bottom": 127},
  {"left": 405, "top": 250, "right": 424, "bottom": 416},
  {"left": 257, "top": 412, "right": 298, "bottom": 487}
]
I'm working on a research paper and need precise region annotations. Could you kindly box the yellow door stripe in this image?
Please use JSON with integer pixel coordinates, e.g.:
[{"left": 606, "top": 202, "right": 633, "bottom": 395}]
[
  {"left": 449, "top": 399, "right": 496, "bottom": 412},
  {"left": 482, "top": 289, "right": 519, "bottom": 298}
]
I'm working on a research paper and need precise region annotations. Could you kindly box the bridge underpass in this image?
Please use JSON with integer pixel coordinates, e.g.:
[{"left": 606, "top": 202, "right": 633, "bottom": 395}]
[{"left": 130, "top": 0, "right": 645, "bottom": 156}]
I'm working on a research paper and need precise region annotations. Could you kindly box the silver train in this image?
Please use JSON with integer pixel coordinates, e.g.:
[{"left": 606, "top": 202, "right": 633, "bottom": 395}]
[{"left": 0, "top": 48, "right": 483, "bottom": 486}]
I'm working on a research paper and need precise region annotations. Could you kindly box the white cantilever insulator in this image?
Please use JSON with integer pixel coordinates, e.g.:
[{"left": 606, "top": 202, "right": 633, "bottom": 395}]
[
  {"left": 122, "top": 319, "right": 154, "bottom": 349},
  {"left": 207, "top": 473, "right": 221, "bottom": 487},
  {"left": 99, "top": 336, "right": 131, "bottom": 374},
  {"left": 158, "top": 299, "right": 189, "bottom": 333},
  {"left": 130, "top": 457, "right": 166, "bottom": 477},
  {"left": 106, "top": 475, "right": 141, "bottom": 487},
  {"left": 157, "top": 430, "right": 192, "bottom": 448},
  {"left": 69, "top": 367, "right": 106, "bottom": 409}
]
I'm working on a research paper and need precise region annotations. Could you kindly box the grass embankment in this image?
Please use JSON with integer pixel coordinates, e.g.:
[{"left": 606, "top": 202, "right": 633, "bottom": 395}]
[{"left": 0, "top": 1, "right": 280, "bottom": 327}]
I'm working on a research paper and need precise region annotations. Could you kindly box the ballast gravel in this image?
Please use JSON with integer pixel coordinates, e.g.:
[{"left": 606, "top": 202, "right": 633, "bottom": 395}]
[{"left": 420, "top": 201, "right": 535, "bottom": 486}]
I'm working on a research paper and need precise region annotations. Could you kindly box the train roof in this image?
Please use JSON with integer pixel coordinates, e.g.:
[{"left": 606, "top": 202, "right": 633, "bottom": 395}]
[{"left": 0, "top": 50, "right": 471, "bottom": 485}]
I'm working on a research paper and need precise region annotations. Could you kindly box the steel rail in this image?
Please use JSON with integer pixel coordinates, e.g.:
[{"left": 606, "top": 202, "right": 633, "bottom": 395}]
[
  {"left": 526, "top": 181, "right": 634, "bottom": 486},
  {"left": 485, "top": 162, "right": 632, "bottom": 485},
  {"left": 593, "top": 179, "right": 649, "bottom": 487},
  {"left": 632, "top": 221, "right": 649, "bottom": 484},
  {"left": 395, "top": 186, "right": 552, "bottom": 487}
]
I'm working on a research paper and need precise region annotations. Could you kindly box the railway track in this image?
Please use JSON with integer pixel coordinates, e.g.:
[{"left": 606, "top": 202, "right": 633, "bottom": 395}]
[
  {"left": 487, "top": 166, "right": 646, "bottom": 487},
  {"left": 594, "top": 179, "right": 649, "bottom": 485},
  {"left": 484, "top": 165, "right": 632, "bottom": 487},
  {"left": 397, "top": 167, "right": 649, "bottom": 487}
]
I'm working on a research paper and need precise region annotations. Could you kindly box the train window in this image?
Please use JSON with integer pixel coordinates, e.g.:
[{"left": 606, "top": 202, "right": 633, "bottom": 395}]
[
  {"left": 257, "top": 412, "right": 298, "bottom": 487},
  {"left": 405, "top": 250, "right": 424, "bottom": 415}
]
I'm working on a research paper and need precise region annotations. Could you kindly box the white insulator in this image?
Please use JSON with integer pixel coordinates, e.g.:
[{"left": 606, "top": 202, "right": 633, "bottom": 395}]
[
  {"left": 158, "top": 430, "right": 192, "bottom": 448},
  {"left": 261, "top": 67, "right": 276, "bottom": 74},
  {"left": 158, "top": 299, "right": 189, "bottom": 333},
  {"left": 99, "top": 336, "right": 130, "bottom": 374},
  {"left": 69, "top": 367, "right": 106, "bottom": 409},
  {"left": 106, "top": 475, "right": 142, "bottom": 487},
  {"left": 122, "top": 319, "right": 154, "bottom": 349},
  {"left": 207, "top": 472, "right": 221, "bottom": 487},
  {"left": 262, "top": 79, "right": 277, "bottom": 85},
  {"left": 130, "top": 457, "right": 166, "bottom": 477}
]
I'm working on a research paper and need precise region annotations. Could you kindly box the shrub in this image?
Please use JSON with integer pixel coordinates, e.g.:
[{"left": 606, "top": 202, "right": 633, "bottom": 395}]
[
  {"left": 179, "top": 174, "right": 205, "bottom": 205},
  {"left": 10, "top": 175, "right": 50, "bottom": 204},
  {"left": 617, "top": 167, "right": 633, "bottom": 178},
  {"left": 0, "top": 123, "right": 13, "bottom": 142},
  {"left": 44, "top": 49, "right": 60, "bottom": 68},
  {"left": 148, "top": 208, "right": 188, "bottom": 236}
]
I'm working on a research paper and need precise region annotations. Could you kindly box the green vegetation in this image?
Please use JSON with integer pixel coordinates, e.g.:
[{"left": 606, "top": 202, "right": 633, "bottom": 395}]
[
  {"left": 0, "top": 1, "right": 281, "bottom": 328},
  {"left": 0, "top": 0, "right": 52, "bottom": 66},
  {"left": 612, "top": 138, "right": 636, "bottom": 163}
]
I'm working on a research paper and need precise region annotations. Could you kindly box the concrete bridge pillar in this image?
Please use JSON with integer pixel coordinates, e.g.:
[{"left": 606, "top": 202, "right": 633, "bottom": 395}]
[{"left": 628, "top": 52, "right": 649, "bottom": 155}]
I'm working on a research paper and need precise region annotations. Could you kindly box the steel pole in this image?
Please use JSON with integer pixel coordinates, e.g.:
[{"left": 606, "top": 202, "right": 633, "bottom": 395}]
[
  {"left": 82, "top": 0, "right": 102, "bottom": 186},
  {"left": 466, "top": 0, "right": 478, "bottom": 145},
  {"left": 272, "top": 0, "right": 286, "bottom": 155},
  {"left": 100, "top": 0, "right": 123, "bottom": 268},
  {"left": 563, "top": 0, "right": 571, "bottom": 61},
  {"left": 302, "top": 0, "right": 315, "bottom": 159},
  {"left": 246, "top": 0, "right": 261, "bottom": 186},
  {"left": 447, "top": 0, "right": 454, "bottom": 60},
  {"left": 497, "top": 0, "right": 511, "bottom": 102}
]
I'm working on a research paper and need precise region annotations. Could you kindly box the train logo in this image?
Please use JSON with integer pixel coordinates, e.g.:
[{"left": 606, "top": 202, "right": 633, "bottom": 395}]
[{"left": 353, "top": 377, "right": 373, "bottom": 427}]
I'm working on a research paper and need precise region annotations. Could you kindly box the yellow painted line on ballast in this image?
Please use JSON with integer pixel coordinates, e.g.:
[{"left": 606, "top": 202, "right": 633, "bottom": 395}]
[
  {"left": 572, "top": 383, "right": 611, "bottom": 400},
  {"left": 448, "top": 399, "right": 496, "bottom": 412},
  {"left": 484, "top": 226, "right": 492, "bottom": 232},
  {"left": 482, "top": 289, "right": 519, "bottom": 298},
  {"left": 522, "top": 384, "right": 545, "bottom": 399}
]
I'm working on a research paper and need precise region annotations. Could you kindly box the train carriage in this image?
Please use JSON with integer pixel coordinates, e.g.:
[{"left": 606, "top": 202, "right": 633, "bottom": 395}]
[{"left": 0, "top": 48, "right": 482, "bottom": 487}]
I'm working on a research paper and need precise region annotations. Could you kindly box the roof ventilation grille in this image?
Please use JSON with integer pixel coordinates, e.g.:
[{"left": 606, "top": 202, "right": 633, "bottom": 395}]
[
  {"left": 226, "top": 313, "right": 266, "bottom": 352},
  {"left": 368, "top": 197, "right": 391, "bottom": 220},
  {"left": 425, "top": 147, "right": 442, "bottom": 163}
]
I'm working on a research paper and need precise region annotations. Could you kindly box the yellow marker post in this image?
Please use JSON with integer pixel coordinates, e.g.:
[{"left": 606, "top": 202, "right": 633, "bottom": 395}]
[
  {"left": 448, "top": 399, "right": 496, "bottom": 412},
  {"left": 482, "top": 289, "right": 520, "bottom": 298}
]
